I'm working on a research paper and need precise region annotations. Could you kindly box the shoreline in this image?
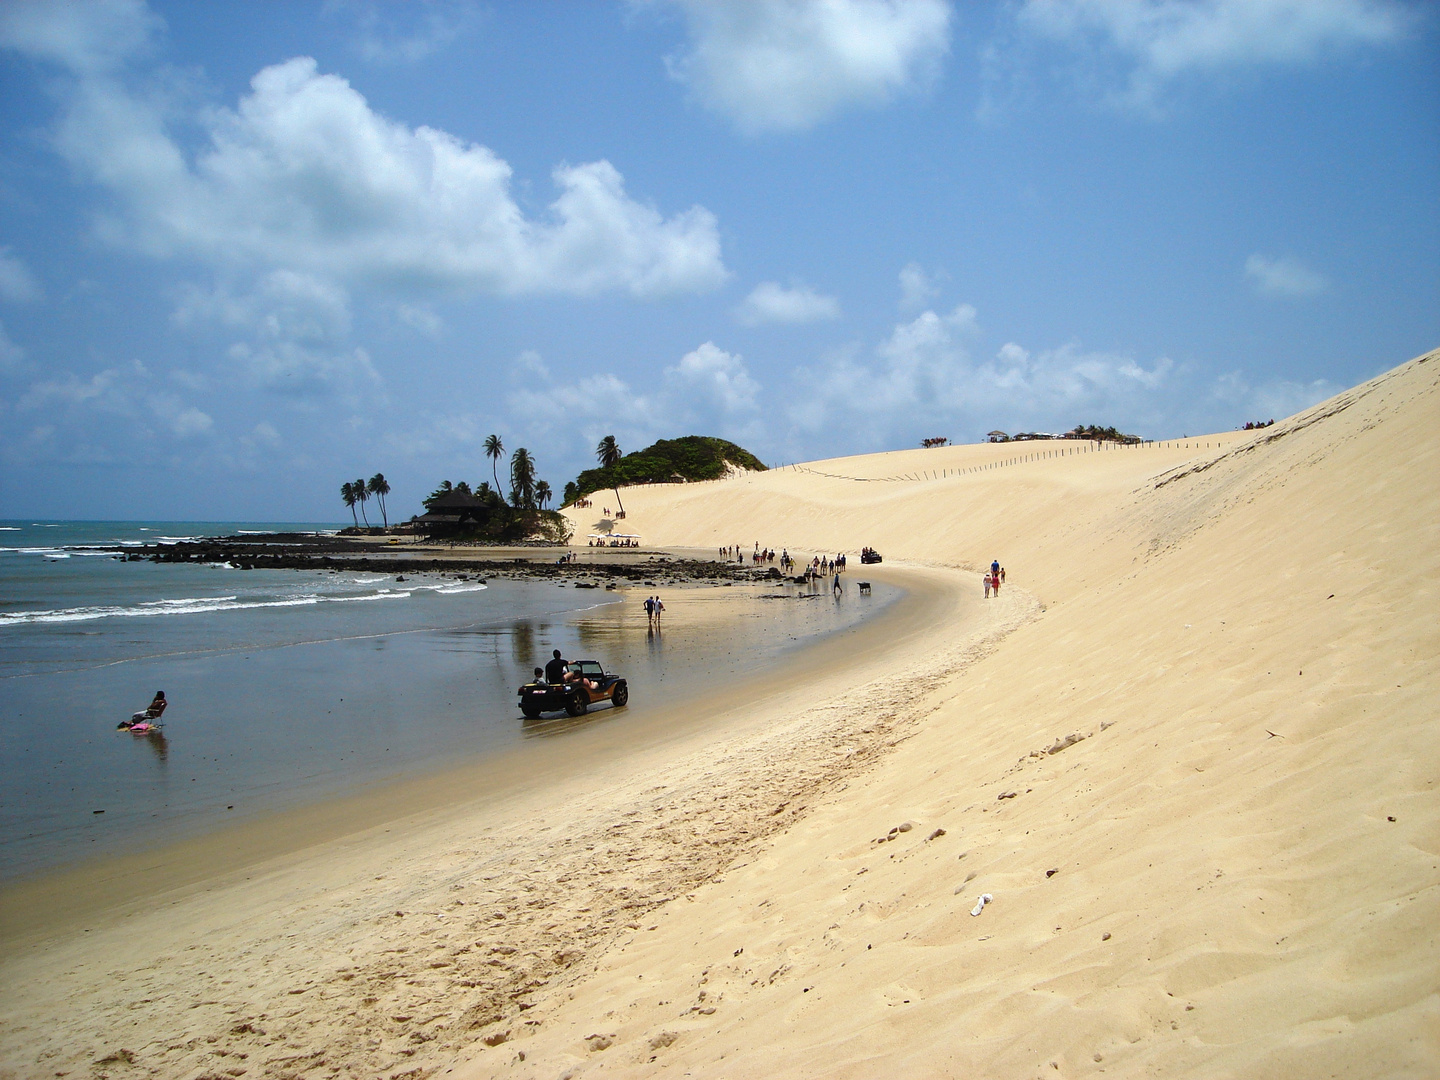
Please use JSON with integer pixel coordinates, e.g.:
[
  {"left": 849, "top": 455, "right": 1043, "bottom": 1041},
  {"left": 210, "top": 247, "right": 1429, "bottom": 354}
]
[
  {"left": 0, "top": 560, "right": 918, "bottom": 951},
  {"left": 0, "top": 562, "right": 1027, "bottom": 1080}
]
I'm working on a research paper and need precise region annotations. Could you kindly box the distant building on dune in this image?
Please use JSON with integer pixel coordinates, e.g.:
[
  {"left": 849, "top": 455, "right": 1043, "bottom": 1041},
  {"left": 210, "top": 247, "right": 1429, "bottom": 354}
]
[{"left": 987, "top": 430, "right": 1009, "bottom": 443}]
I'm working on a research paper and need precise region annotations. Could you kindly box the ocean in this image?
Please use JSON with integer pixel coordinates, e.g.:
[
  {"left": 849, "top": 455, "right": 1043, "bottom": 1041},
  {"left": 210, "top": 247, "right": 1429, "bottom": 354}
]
[{"left": 0, "top": 521, "right": 895, "bottom": 880}]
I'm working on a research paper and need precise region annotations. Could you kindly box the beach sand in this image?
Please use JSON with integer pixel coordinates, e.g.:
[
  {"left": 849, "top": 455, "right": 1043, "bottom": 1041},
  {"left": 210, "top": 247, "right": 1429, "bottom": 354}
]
[{"left": 2, "top": 349, "right": 1436, "bottom": 1079}]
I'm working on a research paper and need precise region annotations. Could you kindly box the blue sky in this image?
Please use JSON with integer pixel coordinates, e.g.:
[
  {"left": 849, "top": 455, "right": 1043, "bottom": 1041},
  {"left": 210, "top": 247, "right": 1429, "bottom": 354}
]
[{"left": 0, "top": 0, "right": 1435, "bottom": 522}]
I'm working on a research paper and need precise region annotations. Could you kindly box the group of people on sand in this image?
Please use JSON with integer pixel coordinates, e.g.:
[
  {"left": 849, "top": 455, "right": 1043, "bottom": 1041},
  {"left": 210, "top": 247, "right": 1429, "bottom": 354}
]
[
  {"left": 983, "top": 558, "right": 1006, "bottom": 598},
  {"left": 642, "top": 594, "right": 665, "bottom": 625},
  {"left": 588, "top": 537, "right": 638, "bottom": 547}
]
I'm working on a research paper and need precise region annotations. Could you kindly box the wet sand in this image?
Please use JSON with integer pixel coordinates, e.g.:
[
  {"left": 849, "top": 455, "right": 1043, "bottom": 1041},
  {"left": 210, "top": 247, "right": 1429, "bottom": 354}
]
[{"left": 0, "top": 562, "right": 1013, "bottom": 1079}]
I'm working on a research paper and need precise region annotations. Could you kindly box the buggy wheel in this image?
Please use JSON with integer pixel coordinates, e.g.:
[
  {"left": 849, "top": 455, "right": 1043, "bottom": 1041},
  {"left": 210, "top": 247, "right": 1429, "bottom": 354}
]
[
  {"left": 521, "top": 701, "right": 541, "bottom": 719},
  {"left": 612, "top": 682, "right": 628, "bottom": 707},
  {"left": 566, "top": 691, "right": 587, "bottom": 717}
]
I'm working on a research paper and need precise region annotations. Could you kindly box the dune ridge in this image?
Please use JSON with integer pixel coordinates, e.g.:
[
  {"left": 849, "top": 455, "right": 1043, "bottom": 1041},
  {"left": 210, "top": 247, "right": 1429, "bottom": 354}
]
[{"left": 450, "top": 349, "right": 1439, "bottom": 1077}]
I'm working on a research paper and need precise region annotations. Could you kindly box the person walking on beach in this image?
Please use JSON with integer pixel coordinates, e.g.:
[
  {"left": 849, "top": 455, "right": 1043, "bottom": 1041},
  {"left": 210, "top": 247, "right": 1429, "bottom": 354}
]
[
  {"left": 643, "top": 595, "right": 655, "bottom": 624},
  {"left": 654, "top": 596, "right": 665, "bottom": 623},
  {"left": 991, "top": 559, "right": 1000, "bottom": 579},
  {"left": 984, "top": 573, "right": 992, "bottom": 598},
  {"left": 1000, "top": 566, "right": 1006, "bottom": 583},
  {"left": 833, "top": 571, "right": 842, "bottom": 596}
]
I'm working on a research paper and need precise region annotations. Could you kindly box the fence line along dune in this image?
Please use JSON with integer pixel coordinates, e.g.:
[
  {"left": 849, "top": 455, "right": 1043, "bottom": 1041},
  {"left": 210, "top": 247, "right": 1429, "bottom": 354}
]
[{"left": 483, "top": 348, "right": 1437, "bottom": 1078}]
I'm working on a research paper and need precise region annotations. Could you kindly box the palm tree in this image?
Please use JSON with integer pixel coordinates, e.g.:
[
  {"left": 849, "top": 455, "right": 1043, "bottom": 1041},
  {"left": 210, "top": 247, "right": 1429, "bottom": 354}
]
[
  {"left": 509, "top": 447, "right": 536, "bottom": 509},
  {"left": 367, "top": 472, "right": 390, "bottom": 529},
  {"left": 354, "top": 477, "right": 371, "bottom": 527},
  {"left": 535, "top": 480, "right": 551, "bottom": 510},
  {"left": 340, "top": 481, "right": 359, "bottom": 527},
  {"left": 595, "top": 435, "right": 624, "bottom": 516},
  {"left": 484, "top": 434, "right": 504, "bottom": 495}
]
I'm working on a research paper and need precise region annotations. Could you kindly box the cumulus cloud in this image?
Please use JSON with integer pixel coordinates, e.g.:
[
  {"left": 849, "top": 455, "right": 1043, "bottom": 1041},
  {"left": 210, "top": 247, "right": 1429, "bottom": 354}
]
[
  {"left": 898, "top": 261, "right": 940, "bottom": 311},
  {"left": 662, "top": 0, "right": 952, "bottom": 134},
  {"left": 665, "top": 341, "right": 762, "bottom": 415},
  {"left": 0, "top": 248, "right": 43, "bottom": 303},
  {"left": 166, "top": 402, "right": 215, "bottom": 438},
  {"left": 735, "top": 280, "right": 841, "bottom": 325},
  {"left": 787, "top": 304, "right": 1175, "bottom": 447},
  {"left": 505, "top": 341, "right": 765, "bottom": 467},
  {"left": 1013, "top": 0, "right": 1412, "bottom": 108},
  {"left": 1244, "top": 253, "right": 1328, "bottom": 297},
  {"left": 1211, "top": 369, "right": 1339, "bottom": 419},
  {"left": 4, "top": 8, "right": 726, "bottom": 299}
]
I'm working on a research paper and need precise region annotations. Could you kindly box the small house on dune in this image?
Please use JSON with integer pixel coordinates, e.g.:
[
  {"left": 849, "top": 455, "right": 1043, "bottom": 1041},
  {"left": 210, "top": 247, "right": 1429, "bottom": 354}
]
[{"left": 987, "top": 430, "right": 1009, "bottom": 443}]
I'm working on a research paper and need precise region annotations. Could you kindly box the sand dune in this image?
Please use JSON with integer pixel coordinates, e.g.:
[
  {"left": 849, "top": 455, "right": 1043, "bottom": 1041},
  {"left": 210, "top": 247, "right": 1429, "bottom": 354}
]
[
  {"left": 2, "top": 351, "right": 1434, "bottom": 1080},
  {"left": 449, "top": 350, "right": 1439, "bottom": 1077}
]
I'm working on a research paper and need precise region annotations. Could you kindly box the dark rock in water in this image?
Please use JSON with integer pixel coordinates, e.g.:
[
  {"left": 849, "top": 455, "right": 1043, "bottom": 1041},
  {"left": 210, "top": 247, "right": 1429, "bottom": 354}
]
[{"left": 396, "top": 575, "right": 406, "bottom": 581}]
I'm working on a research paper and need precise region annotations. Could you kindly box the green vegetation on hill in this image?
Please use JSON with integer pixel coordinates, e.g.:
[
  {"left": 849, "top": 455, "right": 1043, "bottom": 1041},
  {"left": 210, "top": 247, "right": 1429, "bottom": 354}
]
[{"left": 566, "top": 436, "right": 766, "bottom": 504}]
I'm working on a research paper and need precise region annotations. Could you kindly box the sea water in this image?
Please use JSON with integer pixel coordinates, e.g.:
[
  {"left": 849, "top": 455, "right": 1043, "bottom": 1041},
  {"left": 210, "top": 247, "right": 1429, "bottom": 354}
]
[{"left": 0, "top": 522, "right": 895, "bottom": 879}]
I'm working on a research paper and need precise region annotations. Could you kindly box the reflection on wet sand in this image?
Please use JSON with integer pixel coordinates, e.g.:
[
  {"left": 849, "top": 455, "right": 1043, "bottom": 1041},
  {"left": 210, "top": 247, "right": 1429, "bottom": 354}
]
[
  {"left": 139, "top": 728, "right": 169, "bottom": 763},
  {"left": 520, "top": 702, "right": 625, "bottom": 739}
]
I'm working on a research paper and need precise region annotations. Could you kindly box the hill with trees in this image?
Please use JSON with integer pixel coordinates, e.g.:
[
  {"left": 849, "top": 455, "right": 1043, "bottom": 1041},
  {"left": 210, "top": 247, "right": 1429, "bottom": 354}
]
[{"left": 564, "top": 436, "right": 766, "bottom": 505}]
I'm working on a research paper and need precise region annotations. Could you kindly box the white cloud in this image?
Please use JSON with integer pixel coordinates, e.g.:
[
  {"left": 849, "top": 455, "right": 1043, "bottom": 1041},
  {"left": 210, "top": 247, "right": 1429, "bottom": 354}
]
[
  {"left": 19, "top": 367, "right": 126, "bottom": 411},
  {"left": 503, "top": 341, "right": 765, "bottom": 468},
  {"left": 250, "top": 420, "right": 281, "bottom": 447},
  {"left": 5, "top": 7, "right": 726, "bottom": 299},
  {"left": 395, "top": 303, "right": 443, "bottom": 336},
  {"left": 1015, "top": 0, "right": 1412, "bottom": 107},
  {"left": 167, "top": 403, "right": 214, "bottom": 438},
  {"left": 787, "top": 305, "right": 1175, "bottom": 447},
  {"left": 0, "top": 248, "right": 42, "bottom": 303},
  {"left": 662, "top": 0, "right": 952, "bottom": 134},
  {"left": 665, "top": 341, "right": 762, "bottom": 415},
  {"left": 327, "top": 0, "right": 478, "bottom": 64},
  {"left": 512, "top": 349, "right": 550, "bottom": 380},
  {"left": 1212, "top": 369, "right": 1339, "bottom": 420},
  {"left": 735, "top": 280, "right": 841, "bottom": 325},
  {"left": 226, "top": 340, "right": 382, "bottom": 401},
  {"left": 1244, "top": 253, "right": 1328, "bottom": 297},
  {"left": 176, "top": 272, "right": 353, "bottom": 341},
  {"left": 174, "top": 271, "right": 380, "bottom": 401},
  {"left": 0, "top": 0, "right": 162, "bottom": 76},
  {"left": 898, "top": 261, "right": 939, "bottom": 310}
]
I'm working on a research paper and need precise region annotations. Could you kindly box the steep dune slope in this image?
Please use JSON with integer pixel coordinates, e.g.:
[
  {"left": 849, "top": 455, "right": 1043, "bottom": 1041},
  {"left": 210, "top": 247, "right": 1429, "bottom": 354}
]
[{"left": 484, "top": 351, "right": 1439, "bottom": 1077}]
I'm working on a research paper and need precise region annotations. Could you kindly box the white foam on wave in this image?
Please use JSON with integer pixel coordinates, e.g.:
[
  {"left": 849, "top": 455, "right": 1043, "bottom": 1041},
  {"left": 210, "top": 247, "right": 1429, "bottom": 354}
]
[
  {"left": 0, "top": 526, "right": 21, "bottom": 531},
  {"left": 0, "top": 587, "right": 415, "bottom": 626}
]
